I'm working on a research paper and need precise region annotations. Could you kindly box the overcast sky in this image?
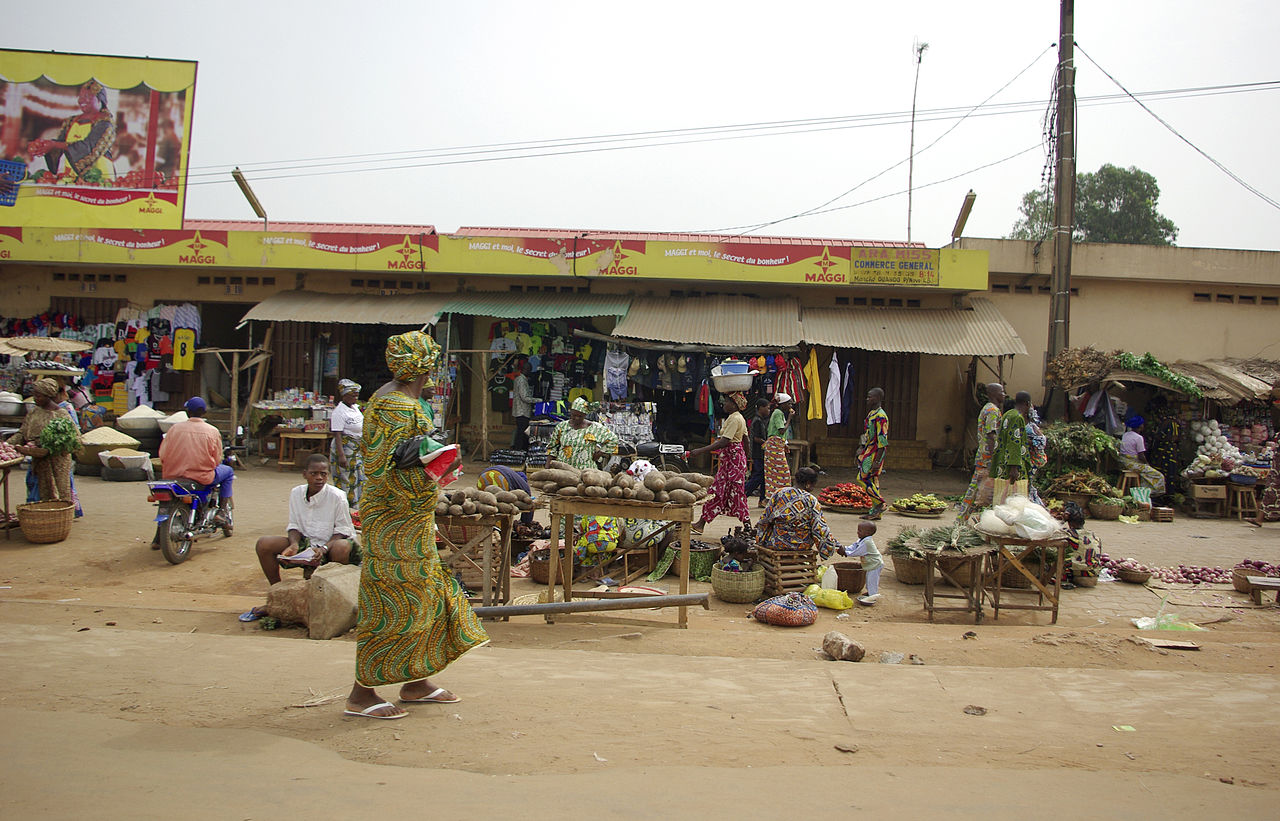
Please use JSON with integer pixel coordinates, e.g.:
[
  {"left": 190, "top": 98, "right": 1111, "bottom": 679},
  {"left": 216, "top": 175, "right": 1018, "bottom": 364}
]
[{"left": 12, "top": 1, "right": 1280, "bottom": 249}]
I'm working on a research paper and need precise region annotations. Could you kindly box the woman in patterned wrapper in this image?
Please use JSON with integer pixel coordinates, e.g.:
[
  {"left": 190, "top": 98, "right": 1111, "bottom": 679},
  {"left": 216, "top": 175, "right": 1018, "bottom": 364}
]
[
  {"left": 343, "top": 331, "right": 489, "bottom": 720},
  {"left": 28, "top": 80, "right": 117, "bottom": 185}
]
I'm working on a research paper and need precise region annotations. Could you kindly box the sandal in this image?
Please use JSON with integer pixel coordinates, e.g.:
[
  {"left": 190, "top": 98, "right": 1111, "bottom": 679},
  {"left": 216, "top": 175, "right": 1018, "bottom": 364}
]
[{"left": 343, "top": 701, "right": 407, "bottom": 720}]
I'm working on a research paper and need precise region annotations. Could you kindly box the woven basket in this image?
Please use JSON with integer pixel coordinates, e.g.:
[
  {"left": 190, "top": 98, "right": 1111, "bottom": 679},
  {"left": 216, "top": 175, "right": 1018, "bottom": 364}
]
[
  {"left": 937, "top": 554, "right": 979, "bottom": 588},
  {"left": 1057, "top": 492, "right": 1093, "bottom": 514},
  {"left": 832, "top": 561, "right": 866, "bottom": 595},
  {"left": 17, "top": 500, "right": 75, "bottom": 544},
  {"left": 1000, "top": 561, "right": 1037, "bottom": 589},
  {"left": 529, "top": 547, "right": 580, "bottom": 585},
  {"left": 1073, "top": 575, "right": 1098, "bottom": 588},
  {"left": 1231, "top": 567, "right": 1277, "bottom": 594},
  {"left": 669, "top": 544, "right": 722, "bottom": 579},
  {"left": 711, "top": 565, "right": 765, "bottom": 603},
  {"left": 890, "top": 553, "right": 929, "bottom": 585},
  {"left": 1088, "top": 500, "right": 1124, "bottom": 521},
  {"left": 1117, "top": 568, "right": 1152, "bottom": 584}
]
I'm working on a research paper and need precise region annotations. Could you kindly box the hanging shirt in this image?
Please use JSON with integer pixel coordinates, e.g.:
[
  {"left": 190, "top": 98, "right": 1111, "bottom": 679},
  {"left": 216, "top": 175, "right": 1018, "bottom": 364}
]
[
  {"left": 803, "top": 348, "right": 824, "bottom": 421},
  {"left": 824, "top": 353, "right": 843, "bottom": 425},
  {"left": 171, "top": 328, "right": 196, "bottom": 371}
]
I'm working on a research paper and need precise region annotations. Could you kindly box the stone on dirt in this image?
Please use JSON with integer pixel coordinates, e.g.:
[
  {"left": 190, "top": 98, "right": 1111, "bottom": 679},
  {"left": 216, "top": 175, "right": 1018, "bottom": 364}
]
[
  {"left": 821, "top": 630, "right": 866, "bottom": 662},
  {"left": 308, "top": 564, "right": 360, "bottom": 640}
]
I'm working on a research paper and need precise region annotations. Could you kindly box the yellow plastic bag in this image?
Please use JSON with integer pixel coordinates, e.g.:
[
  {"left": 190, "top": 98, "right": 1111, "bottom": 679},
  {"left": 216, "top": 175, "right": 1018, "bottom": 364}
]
[{"left": 804, "top": 584, "right": 855, "bottom": 610}]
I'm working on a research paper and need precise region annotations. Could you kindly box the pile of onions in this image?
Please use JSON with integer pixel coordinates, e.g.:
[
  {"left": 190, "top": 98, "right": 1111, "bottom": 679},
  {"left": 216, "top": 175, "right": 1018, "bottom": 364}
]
[
  {"left": 1099, "top": 553, "right": 1244, "bottom": 584},
  {"left": 1235, "top": 559, "right": 1280, "bottom": 577}
]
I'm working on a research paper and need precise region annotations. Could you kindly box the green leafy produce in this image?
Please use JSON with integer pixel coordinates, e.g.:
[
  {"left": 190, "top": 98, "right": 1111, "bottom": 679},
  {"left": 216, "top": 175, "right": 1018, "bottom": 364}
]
[
  {"left": 918, "top": 523, "right": 985, "bottom": 554},
  {"left": 1042, "top": 422, "right": 1117, "bottom": 468},
  {"left": 887, "top": 526, "right": 922, "bottom": 556},
  {"left": 38, "top": 417, "right": 81, "bottom": 456},
  {"left": 1113, "top": 351, "right": 1202, "bottom": 398}
]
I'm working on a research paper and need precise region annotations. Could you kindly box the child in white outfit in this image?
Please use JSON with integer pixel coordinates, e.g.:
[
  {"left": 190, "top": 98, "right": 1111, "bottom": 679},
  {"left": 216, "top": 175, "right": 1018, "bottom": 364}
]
[{"left": 842, "top": 521, "right": 883, "bottom": 605}]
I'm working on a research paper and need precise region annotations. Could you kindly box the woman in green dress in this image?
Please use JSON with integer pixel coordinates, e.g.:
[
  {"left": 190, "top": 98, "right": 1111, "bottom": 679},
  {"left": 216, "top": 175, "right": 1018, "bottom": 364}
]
[
  {"left": 545, "top": 397, "right": 618, "bottom": 470},
  {"left": 989, "top": 391, "right": 1032, "bottom": 484},
  {"left": 344, "top": 331, "right": 489, "bottom": 720}
]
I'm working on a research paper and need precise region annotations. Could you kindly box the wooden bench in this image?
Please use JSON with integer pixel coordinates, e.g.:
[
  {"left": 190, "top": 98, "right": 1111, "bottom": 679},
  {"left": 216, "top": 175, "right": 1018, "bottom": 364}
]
[{"left": 1246, "top": 576, "right": 1280, "bottom": 606}]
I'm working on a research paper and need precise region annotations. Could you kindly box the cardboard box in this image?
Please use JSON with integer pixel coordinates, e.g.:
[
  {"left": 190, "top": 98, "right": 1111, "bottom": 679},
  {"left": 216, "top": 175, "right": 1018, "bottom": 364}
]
[{"left": 1182, "top": 481, "right": 1223, "bottom": 499}]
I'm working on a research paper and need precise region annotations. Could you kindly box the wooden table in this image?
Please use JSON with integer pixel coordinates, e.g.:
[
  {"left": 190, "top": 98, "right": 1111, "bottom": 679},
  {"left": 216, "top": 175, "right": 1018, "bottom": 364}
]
[
  {"left": 276, "top": 430, "right": 332, "bottom": 471},
  {"left": 983, "top": 534, "right": 1068, "bottom": 624},
  {"left": 0, "top": 457, "right": 20, "bottom": 540},
  {"left": 545, "top": 497, "right": 694, "bottom": 627},
  {"left": 922, "top": 548, "right": 993, "bottom": 623},
  {"left": 435, "top": 513, "right": 513, "bottom": 615}
]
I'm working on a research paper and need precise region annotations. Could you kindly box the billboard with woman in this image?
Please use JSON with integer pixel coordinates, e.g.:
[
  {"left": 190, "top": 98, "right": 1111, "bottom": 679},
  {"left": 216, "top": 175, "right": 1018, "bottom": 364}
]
[{"left": 0, "top": 49, "right": 197, "bottom": 228}]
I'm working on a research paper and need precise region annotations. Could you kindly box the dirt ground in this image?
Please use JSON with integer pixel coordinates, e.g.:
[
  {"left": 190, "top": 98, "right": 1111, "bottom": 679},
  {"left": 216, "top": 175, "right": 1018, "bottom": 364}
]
[{"left": 1, "top": 459, "right": 1278, "bottom": 818}]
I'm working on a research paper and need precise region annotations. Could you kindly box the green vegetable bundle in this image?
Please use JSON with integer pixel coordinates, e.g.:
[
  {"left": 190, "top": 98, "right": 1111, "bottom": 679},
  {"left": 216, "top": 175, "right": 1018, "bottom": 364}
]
[
  {"left": 887, "top": 526, "right": 922, "bottom": 556},
  {"left": 918, "top": 523, "right": 985, "bottom": 554},
  {"left": 38, "top": 417, "right": 81, "bottom": 456},
  {"left": 1042, "top": 422, "right": 1117, "bottom": 468},
  {"left": 1113, "top": 351, "right": 1202, "bottom": 398}
]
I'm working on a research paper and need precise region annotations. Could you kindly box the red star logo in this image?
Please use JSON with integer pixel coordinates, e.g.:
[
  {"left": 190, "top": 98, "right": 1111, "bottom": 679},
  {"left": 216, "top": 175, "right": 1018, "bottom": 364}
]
[
  {"left": 186, "top": 231, "right": 206, "bottom": 254},
  {"left": 397, "top": 236, "right": 416, "bottom": 262},
  {"left": 814, "top": 246, "right": 837, "bottom": 274},
  {"left": 611, "top": 240, "right": 628, "bottom": 264}
]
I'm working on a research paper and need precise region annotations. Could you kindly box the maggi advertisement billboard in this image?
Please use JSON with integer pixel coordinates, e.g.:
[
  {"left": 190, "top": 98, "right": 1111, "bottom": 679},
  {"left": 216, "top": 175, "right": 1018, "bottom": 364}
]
[{"left": 0, "top": 49, "right": 197, "bottom": 229}]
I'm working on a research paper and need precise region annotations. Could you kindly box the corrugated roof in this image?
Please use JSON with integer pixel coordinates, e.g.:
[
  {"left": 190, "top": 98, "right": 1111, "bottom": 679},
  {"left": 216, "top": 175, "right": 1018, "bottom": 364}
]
[
  {"left": 238, "top": 291, "right": 448, "bottom": 326},
  {"left": 799, "top": 297, "right": 1027, "bottom": 356},
  {"left": 455, "top": 226, "right": 925, "bottom": 248},
  {"left": 185, "top": 219, "right": 436, "bottom": 234},
  {"left": 1169, "top": 359, "right": 1279, "bottom": 403},
  {"left": 612, "top": 295, "right": 803, "bottom": 348},
  {"left": 439, "top": 292, "right": 631, "bottom": 319}
]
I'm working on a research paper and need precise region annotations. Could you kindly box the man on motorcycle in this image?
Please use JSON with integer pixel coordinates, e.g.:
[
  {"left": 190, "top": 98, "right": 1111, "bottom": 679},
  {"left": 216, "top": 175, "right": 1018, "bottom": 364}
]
[{"left": 157, "top": 396, "right": 234, "bottom": 532}]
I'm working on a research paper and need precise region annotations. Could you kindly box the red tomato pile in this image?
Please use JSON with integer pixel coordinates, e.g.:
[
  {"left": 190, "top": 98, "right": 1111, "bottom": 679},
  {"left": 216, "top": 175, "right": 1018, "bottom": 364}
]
[{"left": 817, "top": 483, "right": 876, "bottom": 508}]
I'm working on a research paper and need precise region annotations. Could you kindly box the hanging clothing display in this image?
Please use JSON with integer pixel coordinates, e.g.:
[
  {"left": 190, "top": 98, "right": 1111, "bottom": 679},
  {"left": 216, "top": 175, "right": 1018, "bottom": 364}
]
[
  {"left": 802, "top": 348, "right": 823, "bottom": 421},
  {"left": 824, "top": 352, "right": 843, "bottom": 425}
]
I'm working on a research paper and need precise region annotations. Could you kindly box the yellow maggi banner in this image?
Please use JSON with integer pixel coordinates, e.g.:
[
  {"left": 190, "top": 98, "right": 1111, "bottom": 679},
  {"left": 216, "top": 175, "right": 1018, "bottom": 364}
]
[
  {"left": 0, "top": 227, "right": 988, "bottom": 290},
  {"left": 0, "top": 49, "right": 197, "bottom": 229}
]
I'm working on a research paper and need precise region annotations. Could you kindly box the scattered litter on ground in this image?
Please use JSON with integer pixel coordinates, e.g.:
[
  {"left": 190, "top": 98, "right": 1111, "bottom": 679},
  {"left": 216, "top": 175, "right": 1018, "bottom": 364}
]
[
  {"left": 593, "top": 752, "right": 608, "bottom": 763},
  {"left": 962, "top": 631, "right": 977, "bottom": 640},
  {"left": 834, "top": 742, "right": 859, "bottom": 754},
  {"left": 908, "top": 654, "right": 926, "bottom": 665},
  {"left": 1113, "top": 725, "right": 1136, "bottom": 732},
  {"left": 879, "top": 651, "right": 905, "bottom": 664},
  {"left": 963, "top": 705, "right": 987, "bottom": 716}
]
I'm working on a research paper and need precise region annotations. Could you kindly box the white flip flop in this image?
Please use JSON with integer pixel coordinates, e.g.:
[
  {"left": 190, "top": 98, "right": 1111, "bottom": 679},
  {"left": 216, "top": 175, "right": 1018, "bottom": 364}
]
[
  {"left": 343, "top": 701, "right": 407, "bottom": 720},
  {"left": 400, "top": 687, "right": 461, "bottom": 704}
]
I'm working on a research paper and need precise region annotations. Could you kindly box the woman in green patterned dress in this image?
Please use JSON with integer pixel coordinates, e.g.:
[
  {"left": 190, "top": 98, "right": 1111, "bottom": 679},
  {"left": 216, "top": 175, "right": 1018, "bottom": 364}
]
[
  {"left": 989, "top": 391, "right": 1032, "bottom": 484},
  {"left": 545, "top": 397, "right": 618, "bottom": 469},
  {"left": 344, "top": 331, "right": 489, "bottom": 720}
]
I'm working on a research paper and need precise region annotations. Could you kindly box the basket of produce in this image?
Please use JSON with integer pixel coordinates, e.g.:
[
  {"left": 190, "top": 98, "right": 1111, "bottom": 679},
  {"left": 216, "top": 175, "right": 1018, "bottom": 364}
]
[
  {"left": 890, "top": 493, "right": 948, "bottom": 517},
  {"left": 919, "top": 524, "right": 987, "bottom": 587},
  {"left": 1113, "top": 558, "right": 1152, "bottom": 584},
  {"left": 16, "top": 500, "right": 75, "bottom": 544},
  {"left": 1233, "top": 560, "right": 1279, "bottom": 593},
  {"left": 1044, "top": 471, "right": 1123, "bottom": 511},
  {"left": 0, "top": 440, "right": 23, "bottom": 468},
  {"left": 711, "top": 564, "right": 765, "bottom": 603},
  {"left": 817, "top": 483, "right": 877, "bottom": 513},
  {"left": 1088, "top": 496, "right": 1125, "bottom": 521}
]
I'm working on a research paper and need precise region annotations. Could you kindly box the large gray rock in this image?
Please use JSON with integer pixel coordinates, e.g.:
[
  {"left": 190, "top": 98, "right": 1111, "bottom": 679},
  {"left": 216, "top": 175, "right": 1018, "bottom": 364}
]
[
  {"left": 822, "top": 630, "right": 866, "bottom": 662},
  {"left": 307, "top": 563, "right": 361, "bottom": 640}
]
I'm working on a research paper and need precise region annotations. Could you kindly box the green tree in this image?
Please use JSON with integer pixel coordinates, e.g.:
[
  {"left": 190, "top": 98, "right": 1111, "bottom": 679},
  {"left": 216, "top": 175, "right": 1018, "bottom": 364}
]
[{"left": 1007, "top": 163, "right": 1178, "bottom": 245}]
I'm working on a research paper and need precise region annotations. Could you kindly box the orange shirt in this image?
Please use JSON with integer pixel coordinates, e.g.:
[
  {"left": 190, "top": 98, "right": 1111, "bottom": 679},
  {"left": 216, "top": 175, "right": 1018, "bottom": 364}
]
[{"left": 159, "top": 418, "right": 222, "bottom": 484}]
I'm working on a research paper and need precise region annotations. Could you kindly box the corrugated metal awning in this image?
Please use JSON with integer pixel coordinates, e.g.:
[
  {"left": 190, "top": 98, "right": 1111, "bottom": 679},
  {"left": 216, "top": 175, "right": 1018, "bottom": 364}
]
[
  {"left": 438, "top": 292, "right": 631, "bottom": 319},
  {"left": 800, "top": 297, "right": 1027, "bottom": 356},
  {"left": 611, "top": 296, "right": 802, "bottom": 348},
  {"left": 238, "top": 291, "right": 449, "bottom": 327}
]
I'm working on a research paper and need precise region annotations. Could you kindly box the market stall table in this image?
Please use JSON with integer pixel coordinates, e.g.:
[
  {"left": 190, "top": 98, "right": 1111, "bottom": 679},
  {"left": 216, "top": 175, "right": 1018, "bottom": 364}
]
[
  {"left": 922, "top": 547, "right": 994, "bottom": 623},
  {"left": 435, "top": 512, "right": 514, "bottom": 614},
  {"left": 982, "top": 533, "right": 1068, "bottom": 624},
  {"left": 276, "top": 430, "right": 332, "bottom": 471},
  {"left": 0, "top": 456, "right": 20, "bottom": 540},
  {"left": 545, "top": 496, "right": 695, "bottom": 627}
]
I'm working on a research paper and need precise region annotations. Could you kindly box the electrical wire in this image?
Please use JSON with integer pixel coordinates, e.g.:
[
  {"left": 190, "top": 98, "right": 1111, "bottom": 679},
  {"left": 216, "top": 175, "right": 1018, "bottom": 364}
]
[{"left": 1076, "top": 43, "right": 1280, "bottom": 211}]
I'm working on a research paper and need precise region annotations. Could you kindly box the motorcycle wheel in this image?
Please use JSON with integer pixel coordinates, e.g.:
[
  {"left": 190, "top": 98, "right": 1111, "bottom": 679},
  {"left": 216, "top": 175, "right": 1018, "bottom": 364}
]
[
  {"left": 157, "top": 503, "right": 194, "bottom": 565},
  {"left": 656, "top": 454, "right": 689, "bottom": 473}
]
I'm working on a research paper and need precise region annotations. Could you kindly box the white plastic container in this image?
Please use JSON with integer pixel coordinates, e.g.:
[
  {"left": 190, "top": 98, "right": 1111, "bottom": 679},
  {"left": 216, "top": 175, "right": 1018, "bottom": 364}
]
[{"left": 711, "top": 372, "right": 757, "bottom": 393}]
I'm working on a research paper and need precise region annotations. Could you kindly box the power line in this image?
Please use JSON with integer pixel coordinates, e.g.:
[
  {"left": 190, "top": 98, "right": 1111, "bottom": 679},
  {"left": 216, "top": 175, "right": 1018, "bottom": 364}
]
[{"left": 1076, "top": 44, "right": 1280, "bottom": 211}]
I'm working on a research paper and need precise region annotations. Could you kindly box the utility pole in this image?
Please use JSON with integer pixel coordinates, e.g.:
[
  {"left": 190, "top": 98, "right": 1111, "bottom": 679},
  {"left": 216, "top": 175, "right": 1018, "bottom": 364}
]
[
  {"left": 1045, "top": 0, "right": 1075, "bottom": 415},
  {"left": 907, "top": 40, "right": 928, "bottom": 243}
]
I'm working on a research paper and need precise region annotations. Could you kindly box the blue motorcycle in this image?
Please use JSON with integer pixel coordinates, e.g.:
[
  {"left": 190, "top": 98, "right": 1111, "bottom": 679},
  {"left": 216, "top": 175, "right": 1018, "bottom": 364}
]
[{"left": 146, "top": 438, "right": 241, "bottom": 564}]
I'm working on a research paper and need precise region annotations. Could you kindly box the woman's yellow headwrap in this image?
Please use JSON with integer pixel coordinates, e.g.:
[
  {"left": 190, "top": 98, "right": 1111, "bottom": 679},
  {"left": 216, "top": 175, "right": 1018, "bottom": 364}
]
[{"left": 385, "top": 331, "right": 440, "bottom": 382}]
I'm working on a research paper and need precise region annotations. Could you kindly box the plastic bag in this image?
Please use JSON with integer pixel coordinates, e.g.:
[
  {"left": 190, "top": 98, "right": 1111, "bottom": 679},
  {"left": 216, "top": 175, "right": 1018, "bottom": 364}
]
[
  {"left": 993, "top": 495, "right": 1029, "bottom": 525},
  {"left": 819, "top": 565, "right": 839, "bottom": 590},
  {"left": 979, "top": 509, "right": 1016, "bottom": 535},
  {"left": 1131, "top": 594, "right": 1206, "bottom": 631},
  {"left": 1011, "top": 502, "right": 1062, "bottom": 540},
  {"left": 804, "top": 584, "right": 855, "bottom": 610}
]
